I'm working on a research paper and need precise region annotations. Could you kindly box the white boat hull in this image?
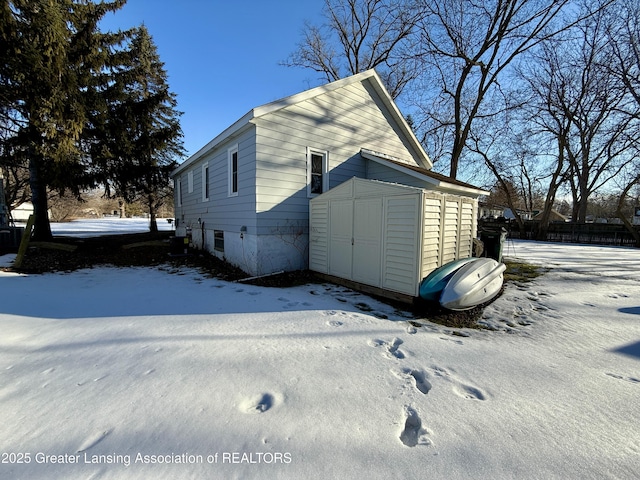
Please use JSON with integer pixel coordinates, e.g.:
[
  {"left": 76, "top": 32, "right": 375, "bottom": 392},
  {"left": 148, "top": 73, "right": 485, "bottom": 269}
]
[
  {"left": 440, "top": 258, "right": 506, "bottom": 311},
  {"left": 419, "top": 257, "right": 480, "bottom": 301}
]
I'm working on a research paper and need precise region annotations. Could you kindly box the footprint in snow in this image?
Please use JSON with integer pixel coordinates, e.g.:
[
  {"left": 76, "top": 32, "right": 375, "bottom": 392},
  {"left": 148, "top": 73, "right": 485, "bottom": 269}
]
[
  {"left": 369, "top": 338, "right": 406, "bottom": 360},
  {"left": 394, "top": 368, "right": 432, "bottom": 395},
  {"left": 607, "top": 293, "right": 629, "bottom": 299},
  {"left": 452, "top": 383, "right": 487, "bottom": 401},
  {"left": 239, "top": 393, "right": 277, "bottom": 414},
  {"left": 77, "top": 429, "right": 112, "bottom": 453},
  {"left": 605, "top": 373, "right": 640, "bottom": 384},
  {"left": 399, "top": 406, "right": 432, "bottom": 447},
  {"left": 430, "top": 366, "right": 487, "bottom": 400}
]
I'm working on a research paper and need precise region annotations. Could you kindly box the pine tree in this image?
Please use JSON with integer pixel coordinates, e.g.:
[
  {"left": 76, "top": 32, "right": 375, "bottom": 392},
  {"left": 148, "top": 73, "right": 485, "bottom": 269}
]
[
  {"left": 94, "top": 26, "right": 184, "bottom": 232},
  {"left": 1, "top": 0, "right": 126, "bottom": 240}
]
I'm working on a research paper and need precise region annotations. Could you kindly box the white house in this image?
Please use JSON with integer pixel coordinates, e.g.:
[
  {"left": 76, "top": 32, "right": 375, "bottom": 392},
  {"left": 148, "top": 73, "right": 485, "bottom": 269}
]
[
  {"left": 11, "top": 202, "right": 35, "bottom": 222},
  {"left": 171, "top": 69, "right": 487, "bottom": 279}
]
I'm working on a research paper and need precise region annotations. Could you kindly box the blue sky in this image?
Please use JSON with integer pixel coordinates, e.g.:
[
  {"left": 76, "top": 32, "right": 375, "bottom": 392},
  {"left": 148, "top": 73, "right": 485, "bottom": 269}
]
[{"left": 100, "top": 0, "right": 327, "bottom": 159}]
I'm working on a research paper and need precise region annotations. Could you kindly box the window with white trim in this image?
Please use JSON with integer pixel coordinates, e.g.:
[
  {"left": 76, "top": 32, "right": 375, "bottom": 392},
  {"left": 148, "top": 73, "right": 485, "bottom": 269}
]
[
  {"left": 307, "top": 147, "right": 328, "bottom": 196},
  {"left": 214, "top": 230, "right": 224, "bottom": 252},
  {"left": 187, "top": 170, "right": 194, "bottom": 193},
  {"left": 228, "top": 145, "right": 238, "bottom": 197},
  {"left": 202, "top": 163, "right": 209, "bottom": 201},
  {"left": 176, "top": 177, "right": 182, "bottom": 207}
]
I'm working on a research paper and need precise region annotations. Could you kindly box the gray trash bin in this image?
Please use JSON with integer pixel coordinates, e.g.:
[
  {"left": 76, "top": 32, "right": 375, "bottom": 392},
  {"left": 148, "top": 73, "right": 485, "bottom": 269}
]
[{"left": 480, "top": 228, "right": 507, "bottom": 262}]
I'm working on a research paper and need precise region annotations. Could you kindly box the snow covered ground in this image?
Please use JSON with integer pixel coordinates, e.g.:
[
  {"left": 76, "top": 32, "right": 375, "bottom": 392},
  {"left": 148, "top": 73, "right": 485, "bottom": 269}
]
[
  {"left": 49, "top": 217, "right": 174, "bottom": 237},
  {"left": 0, "top": 222, "right": 638, "bottom": 479}
]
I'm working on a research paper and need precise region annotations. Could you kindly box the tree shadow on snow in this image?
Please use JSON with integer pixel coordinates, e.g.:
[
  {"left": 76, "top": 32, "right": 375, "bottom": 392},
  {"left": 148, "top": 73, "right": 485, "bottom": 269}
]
[
  {"left": 611, "top": 340, "right": 640, "bottom": 360},
  {"left": 619, "top": 306, "right": 640, "bottom": 315}
]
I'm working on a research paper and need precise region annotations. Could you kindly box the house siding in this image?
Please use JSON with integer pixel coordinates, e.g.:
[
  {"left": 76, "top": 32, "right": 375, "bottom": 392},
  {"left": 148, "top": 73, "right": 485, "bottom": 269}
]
[
  {"left": 174, "top": 126, "right": 259, "bottom": 272},
  {"left": 254, "top": 79, "right": 420, "bottom": 237}
]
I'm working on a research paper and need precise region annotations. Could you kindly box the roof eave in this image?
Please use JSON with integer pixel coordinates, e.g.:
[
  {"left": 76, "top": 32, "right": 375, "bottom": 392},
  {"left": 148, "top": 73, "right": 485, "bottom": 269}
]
[
  {"left": 364, "top": 72, "right": 433, "bottom": 170},
  {"left": 171, "top": 110, "right": 255, "bottom": 177},
  {"left": 362, "top": 149, "right": 488, "bottom": 197}
]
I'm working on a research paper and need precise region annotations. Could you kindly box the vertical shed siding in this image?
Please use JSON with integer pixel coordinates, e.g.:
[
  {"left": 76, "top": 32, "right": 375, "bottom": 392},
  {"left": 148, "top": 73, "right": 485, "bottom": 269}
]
[
  {"left": 458, "top": 200, "right": 475, "bottom": 258},
  {"left": 422, "top": 195, "right": 443, "bottom": 278},
  {"left": 382, "top": 196, "right": 420, "bottom": 295},
  {"left": 440, "top": 200, "right": 460, "bottom": 264},
  {"left": 309, "top": 200, "right": 329, "bottom": 273}
]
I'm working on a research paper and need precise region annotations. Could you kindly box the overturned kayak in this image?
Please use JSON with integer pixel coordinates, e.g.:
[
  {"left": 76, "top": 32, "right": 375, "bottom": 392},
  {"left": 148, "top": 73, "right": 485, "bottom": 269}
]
[
  {"left": 419, "top": 257, "right": 480, "bottom": 301},
  {"left": 440, "top": 258, "right": 506, "bottom": 311}
]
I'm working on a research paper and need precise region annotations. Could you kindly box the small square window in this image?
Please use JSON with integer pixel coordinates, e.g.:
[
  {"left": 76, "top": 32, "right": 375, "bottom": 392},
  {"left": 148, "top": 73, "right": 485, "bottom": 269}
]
[{"left": 214, "top": 230, "right": 224, "bottom": 252}]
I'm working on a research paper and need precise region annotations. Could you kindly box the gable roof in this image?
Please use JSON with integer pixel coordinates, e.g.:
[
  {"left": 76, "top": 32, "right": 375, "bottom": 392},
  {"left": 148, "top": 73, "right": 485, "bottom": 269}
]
[
  {"left": 172, "top": 69, "right": 431, "bottom": 176},
  {"left": 360, "top": 149, "right": 488, "bottom": 197}
]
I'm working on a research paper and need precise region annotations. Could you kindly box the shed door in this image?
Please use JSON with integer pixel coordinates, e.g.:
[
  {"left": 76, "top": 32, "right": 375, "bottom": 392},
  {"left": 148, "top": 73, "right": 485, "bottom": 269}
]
[
  {"left": 352, "top": 198, "right": 382, "bottom": 285},
  {"left": 328, "top": 200, "right": 353, "bottom": 279}
]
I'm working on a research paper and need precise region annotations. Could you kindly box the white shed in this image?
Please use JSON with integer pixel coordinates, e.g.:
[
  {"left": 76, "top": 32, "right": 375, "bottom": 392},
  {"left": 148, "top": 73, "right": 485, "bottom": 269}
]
[{"left": 309, "top": 178, "right": 478, "bottom": 301}]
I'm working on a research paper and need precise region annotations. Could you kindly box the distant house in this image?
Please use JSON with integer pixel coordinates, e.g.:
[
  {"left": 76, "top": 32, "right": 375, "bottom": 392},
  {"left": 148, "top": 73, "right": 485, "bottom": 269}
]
[
  {"left": 11, "top": 202, "right": 34, "bottom": 222},
  {"left": 532, "top": 210, "right": 569, "bottom": 222},
  {"left": 172, "top": 70, "right": 487, "bottom": 283},
  {"left": 479, "top": 203, "right": 505, "bottom": 220}
]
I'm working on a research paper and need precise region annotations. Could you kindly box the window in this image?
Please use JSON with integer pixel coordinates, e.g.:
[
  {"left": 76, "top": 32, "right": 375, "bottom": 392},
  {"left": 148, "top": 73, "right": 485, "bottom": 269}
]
[
  {"left": 307, "top": 147, "right": 328, "bottom": 197},
  {"left": 228, "top": 145, "right": 238, "bottom": 197},
  {"left": 202, "top": 163, "right": 209, "bottom": 201},
  {"left": 214, "top": 230, "right": 224, "bottom": 252},
  {"left": 176, "top": 177, "right": 182, "bottom": 207},
  {"left": 187, "top": 170, "right": 194, "bottom": 193}
]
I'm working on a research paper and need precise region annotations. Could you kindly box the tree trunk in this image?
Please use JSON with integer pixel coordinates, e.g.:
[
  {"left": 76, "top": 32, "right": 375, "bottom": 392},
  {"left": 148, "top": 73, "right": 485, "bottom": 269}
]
[
  {"left": 119, "top": 199, "right": 126, "bottom": 218},
  {"left": 616, "top": 207, "right": 640, "bottom": 247},
  {"left": 28, "top": 155, "right": 52, "bottom": 241},
  {"left": 536, "top": 184, "right": 561, "bottom": 241},
  {"left": 147, "top": 194, "right": 158, "bottom": 233}
]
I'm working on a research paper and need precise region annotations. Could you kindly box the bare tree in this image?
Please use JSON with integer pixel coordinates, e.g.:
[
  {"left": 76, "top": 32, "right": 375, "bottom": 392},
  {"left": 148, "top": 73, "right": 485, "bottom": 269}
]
[
  {"left": 604, "top": 0, "right": 640, "bottom": 111},
  {"left": 469, "top": 116, "right": 548, "bottom": 238},
  {"left": 554, "top": 6, "right": 637, "bottom": 223},
  {"left": 601, "top": 0, "right": 640, "bottom": 241},
  {"left": 283, "top": 0, "right": 424, "bottom": 99},
  {"left": 413, "top": 0, "right": 597, "bottom": 179},
  {"left": 516, "top": 38, "right": 576, "bottom": 238}
]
